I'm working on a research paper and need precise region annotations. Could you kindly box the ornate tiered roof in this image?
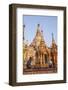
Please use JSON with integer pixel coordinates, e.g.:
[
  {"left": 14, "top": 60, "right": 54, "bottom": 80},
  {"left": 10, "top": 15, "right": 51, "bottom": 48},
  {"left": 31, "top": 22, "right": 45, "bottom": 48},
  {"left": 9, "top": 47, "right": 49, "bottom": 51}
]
[{"left": 30, "top": 24, "right": 46, "bottom": 47}]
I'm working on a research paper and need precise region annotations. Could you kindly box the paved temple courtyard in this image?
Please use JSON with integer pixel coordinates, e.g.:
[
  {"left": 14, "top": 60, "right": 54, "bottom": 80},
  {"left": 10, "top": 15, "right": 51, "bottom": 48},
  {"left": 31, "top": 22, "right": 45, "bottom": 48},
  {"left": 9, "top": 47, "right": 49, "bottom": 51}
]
[{"left": 23, "top": 67, "right": 57, "bottom": 74}]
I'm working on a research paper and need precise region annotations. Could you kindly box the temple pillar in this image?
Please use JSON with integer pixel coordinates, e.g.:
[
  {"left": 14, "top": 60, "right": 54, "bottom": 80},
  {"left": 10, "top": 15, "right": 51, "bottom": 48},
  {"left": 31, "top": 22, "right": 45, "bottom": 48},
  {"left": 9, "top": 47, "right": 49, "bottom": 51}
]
[
  {"left": 43, "top": 54, "right": 45, "bottom": 65},
  {"left": 40, "top": 54, "right": 43, "bottom": 65}
]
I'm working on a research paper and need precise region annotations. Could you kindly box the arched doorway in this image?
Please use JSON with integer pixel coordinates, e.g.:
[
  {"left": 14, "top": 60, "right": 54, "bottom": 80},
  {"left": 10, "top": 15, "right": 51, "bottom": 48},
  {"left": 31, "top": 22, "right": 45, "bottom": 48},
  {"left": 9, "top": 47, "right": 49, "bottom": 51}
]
[{"left": 44, "top": 54, "right": 48, "bottom": 64}]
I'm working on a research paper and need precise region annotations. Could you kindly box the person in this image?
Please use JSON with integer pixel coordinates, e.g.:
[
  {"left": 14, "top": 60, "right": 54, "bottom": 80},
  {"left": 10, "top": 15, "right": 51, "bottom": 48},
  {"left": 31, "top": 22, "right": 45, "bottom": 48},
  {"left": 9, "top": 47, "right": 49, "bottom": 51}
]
[{"left": 26, "top": 57, "right": 32, "bottom": 69}]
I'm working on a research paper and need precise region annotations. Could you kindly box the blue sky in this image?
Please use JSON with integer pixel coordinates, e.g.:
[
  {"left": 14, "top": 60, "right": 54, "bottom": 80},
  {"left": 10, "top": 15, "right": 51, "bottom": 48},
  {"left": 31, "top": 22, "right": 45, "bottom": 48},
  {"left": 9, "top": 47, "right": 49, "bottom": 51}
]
[{"left": 23, "top": 15, "right": 57, "bottom": 47}]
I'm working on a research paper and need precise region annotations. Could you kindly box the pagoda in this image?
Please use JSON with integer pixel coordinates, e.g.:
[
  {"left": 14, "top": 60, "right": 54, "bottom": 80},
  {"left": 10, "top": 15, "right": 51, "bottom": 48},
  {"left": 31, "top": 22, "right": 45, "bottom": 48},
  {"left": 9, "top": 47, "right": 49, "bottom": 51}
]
[{"left": 23, "top": 24, "right": 57, "bottom": 69}]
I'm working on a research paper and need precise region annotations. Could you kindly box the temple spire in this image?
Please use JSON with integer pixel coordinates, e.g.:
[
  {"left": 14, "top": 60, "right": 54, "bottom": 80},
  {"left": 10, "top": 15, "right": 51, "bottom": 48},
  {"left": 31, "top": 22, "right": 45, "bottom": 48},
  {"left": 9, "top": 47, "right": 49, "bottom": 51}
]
[
  {"left": 36, "top": 24, "right": 41, "bottom": 36},
  {"left": 38, "top": 24, "right": 40, "bottom": 27},
  {"left": 37, "top": 24, "right": 40, "bottom": 31},
  {"left": 23, "top": 24, "right": 25, "bottom": 40},
  {"left": 52, "top": 33, "right": 55, "bottom": 44}
]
